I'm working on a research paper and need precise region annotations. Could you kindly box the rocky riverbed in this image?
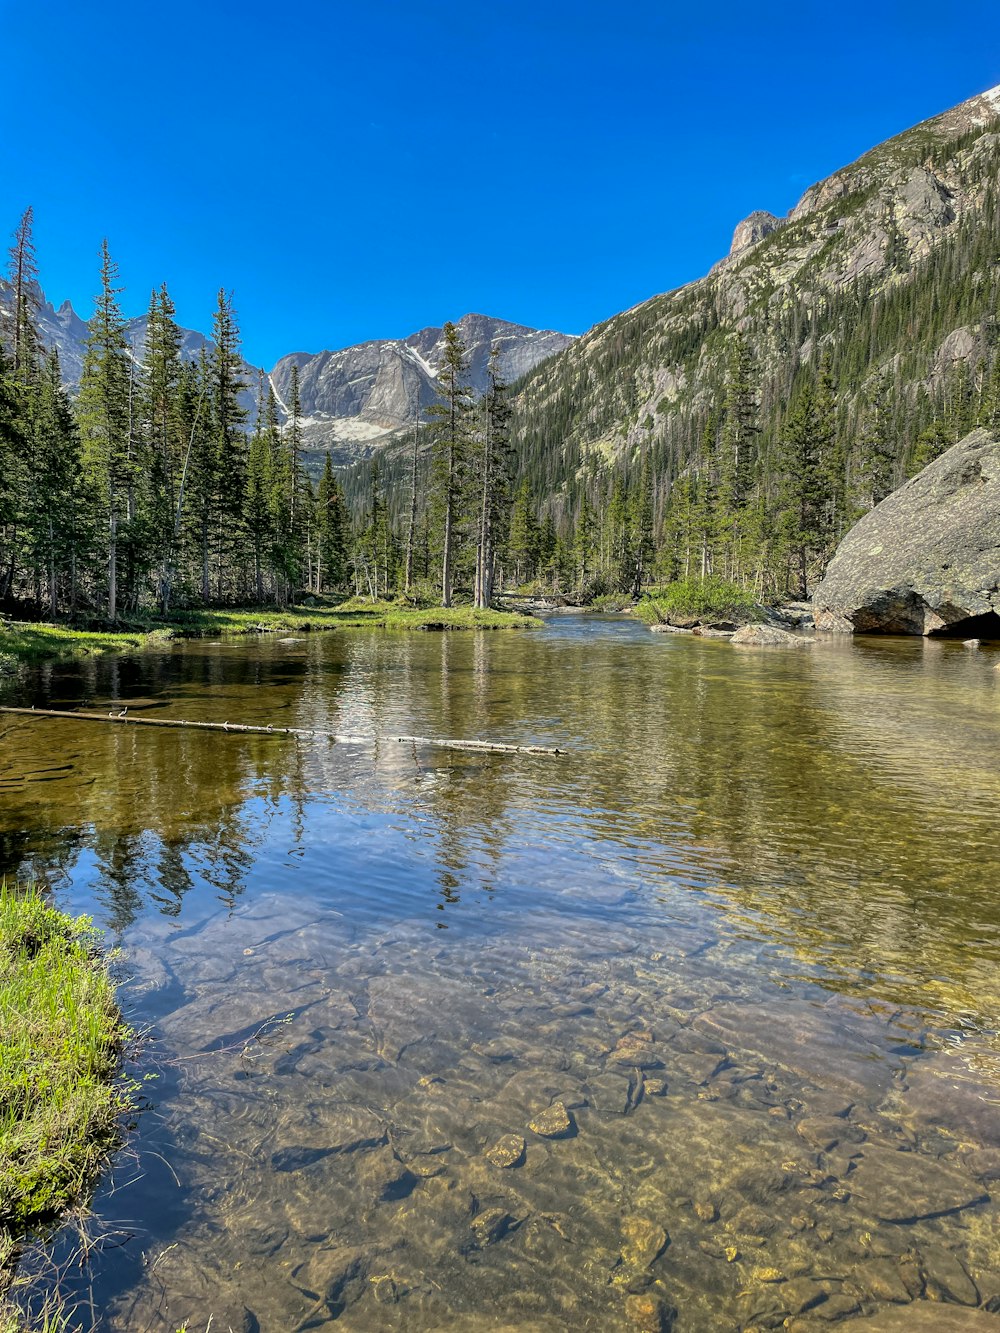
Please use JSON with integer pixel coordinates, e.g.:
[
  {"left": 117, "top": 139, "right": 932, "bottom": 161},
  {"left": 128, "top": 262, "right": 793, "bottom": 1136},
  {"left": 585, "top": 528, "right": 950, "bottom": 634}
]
[{"left": 92, "top": 898, "right": 1000, "bottom": 1333}]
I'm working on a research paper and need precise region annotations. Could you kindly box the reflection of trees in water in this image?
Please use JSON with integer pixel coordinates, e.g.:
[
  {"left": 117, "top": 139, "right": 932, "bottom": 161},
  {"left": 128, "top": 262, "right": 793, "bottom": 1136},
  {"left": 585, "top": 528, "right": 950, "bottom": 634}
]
[
  {"left": 3, "top": 644, "right": 322, "bottom": 927},
  {"left": 5, "top": 628, "right": 1000, "bottom": 1024}
]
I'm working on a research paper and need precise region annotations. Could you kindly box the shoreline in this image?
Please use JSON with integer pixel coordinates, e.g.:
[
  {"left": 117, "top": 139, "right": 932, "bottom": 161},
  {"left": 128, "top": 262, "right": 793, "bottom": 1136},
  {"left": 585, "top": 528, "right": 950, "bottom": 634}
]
[
  {"left": 0, "top": 601, "right": 540, "bottom": 671},
  {"left": 0, "top": 886, "right": 133, "bottom": 1329}
]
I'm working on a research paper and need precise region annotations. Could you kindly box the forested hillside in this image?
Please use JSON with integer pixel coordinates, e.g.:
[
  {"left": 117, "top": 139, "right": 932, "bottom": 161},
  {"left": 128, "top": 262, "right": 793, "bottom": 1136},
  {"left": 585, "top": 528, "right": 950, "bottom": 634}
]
[{"left": 498, "top": 86, "right": 1000, "bottom": 597}]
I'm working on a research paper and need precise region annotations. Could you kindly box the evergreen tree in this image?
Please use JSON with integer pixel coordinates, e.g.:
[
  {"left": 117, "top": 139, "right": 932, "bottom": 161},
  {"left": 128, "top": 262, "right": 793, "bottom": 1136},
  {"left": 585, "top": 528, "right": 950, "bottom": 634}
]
[
  {"left": 76, "top": 240, "right": 132, "bottom": 619},
  {"left": 7, "top": 207, "right": 40, "bottom": 385},
  {"left": 474, "top": 345, "right": 513, "bottom": 608},
  {"left": 24, "top": 349, "right": 82, "bottom": 612},
  {"left": 573, "top": 491, "right": 596, "bottom": 588},
  {"left": 507, "top": 480, "right": 539, "bottom": 585},
  {"left": 206, "top": 289, "right": 248, "bottom": 599},
  {"left": 716, "top": 335, "right": 759, "bottom": 577},
  {"left": 403, "top": 420, "right": 420, "bottom": 594},
  {"left": 628, "top": 458, "right": 655, "bottom": 597},
  {"left": 140, "top": 283, "right": 184, "bottom": 610},
  {"left": 316, "top": 453, "right": 347, "bottom": 592},
  {"left": 245, "top": 374, "right": 275, "bottom": 601},
  {"left": 427, "top": 322, "right": 472, "bottom": 606},
  {"left": 0, "top": 343, "right": 29, "bottom": 602},
  {"left": 851, "top": 375, "right": 896, "bottom": 513},
  {"left": 775, "top": 382, "right": 832, "bottom": 597}
]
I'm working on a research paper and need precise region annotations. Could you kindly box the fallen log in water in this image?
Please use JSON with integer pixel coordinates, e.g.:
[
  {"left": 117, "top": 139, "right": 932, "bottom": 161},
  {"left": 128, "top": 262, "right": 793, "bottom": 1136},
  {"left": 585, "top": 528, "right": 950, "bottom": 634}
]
[{"left": 0, "top": 706, "right": 563, "bottom": 756}]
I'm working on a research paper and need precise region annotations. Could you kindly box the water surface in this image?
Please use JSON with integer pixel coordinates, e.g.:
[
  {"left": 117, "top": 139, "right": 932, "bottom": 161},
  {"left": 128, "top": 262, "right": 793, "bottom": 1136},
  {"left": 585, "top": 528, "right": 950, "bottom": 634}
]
[{"left": 3, "top": 615, "right": 1000, "bottom": 1330}]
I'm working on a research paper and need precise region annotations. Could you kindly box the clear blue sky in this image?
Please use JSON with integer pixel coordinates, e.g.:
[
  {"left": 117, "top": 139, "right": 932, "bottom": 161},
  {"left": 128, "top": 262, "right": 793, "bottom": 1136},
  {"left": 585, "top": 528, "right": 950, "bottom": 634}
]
[{"left": 2, "top": 0, "right": 999, "bottom": 370}]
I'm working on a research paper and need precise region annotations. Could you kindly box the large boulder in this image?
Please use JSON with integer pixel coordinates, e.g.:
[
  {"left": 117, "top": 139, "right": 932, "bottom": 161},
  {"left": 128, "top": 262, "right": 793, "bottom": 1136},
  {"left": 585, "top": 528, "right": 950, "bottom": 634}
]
[{"left": 813, "top": 429, "right": 1000, "bottom": 635}]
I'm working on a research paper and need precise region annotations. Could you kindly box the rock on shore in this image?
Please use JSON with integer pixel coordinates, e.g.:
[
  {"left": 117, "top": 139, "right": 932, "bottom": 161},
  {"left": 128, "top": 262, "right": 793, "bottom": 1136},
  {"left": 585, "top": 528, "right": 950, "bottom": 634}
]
[{"left": 813, "top": 429, "right": 1000, "bottom": 636}]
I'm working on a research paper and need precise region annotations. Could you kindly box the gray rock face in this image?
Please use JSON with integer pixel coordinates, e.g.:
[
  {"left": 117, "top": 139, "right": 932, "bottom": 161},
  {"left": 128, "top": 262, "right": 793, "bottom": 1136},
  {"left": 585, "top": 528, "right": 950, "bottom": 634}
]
[
  {"left": 728, "top": 210, "right": 783, "bottom": 259},
  {"left": 813, "top": 429, "right": 1000, "bottom": 636}
]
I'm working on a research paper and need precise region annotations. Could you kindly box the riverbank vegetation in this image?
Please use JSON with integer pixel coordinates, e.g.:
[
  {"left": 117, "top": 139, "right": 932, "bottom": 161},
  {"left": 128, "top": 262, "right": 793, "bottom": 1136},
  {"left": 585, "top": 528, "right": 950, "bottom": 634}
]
[
  {"left": 0, "top": 599, "right": 539, "bottom": 670},
  {"left": 635, "top": 576, "right": 763, "bottom": 626},
  {"left": 0, "top": 885, "right": 132, "bottom": 1327}
]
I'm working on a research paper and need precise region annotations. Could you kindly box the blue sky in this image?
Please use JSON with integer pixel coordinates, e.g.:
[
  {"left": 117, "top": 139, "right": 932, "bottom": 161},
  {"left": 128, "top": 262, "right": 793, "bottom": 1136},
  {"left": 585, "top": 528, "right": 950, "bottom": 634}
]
[{"left": 2, "top": 0, "right": 999, "bottom": 369}]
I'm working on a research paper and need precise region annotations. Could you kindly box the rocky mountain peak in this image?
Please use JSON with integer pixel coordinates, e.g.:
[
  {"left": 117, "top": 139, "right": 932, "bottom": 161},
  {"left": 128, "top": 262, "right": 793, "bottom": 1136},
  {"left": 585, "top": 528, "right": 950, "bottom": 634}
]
[
  {"left": 269, "top": 313, "right": 574, "bottom": 462},
  {"left": 728, "top": 211, "right": 783, "bottom": 259}
]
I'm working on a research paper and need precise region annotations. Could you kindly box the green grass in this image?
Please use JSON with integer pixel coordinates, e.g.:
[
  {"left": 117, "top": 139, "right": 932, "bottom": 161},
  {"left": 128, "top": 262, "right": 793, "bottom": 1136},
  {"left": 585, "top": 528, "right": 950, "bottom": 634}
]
[
  {"left": 0, "top": 599, "right": 539, "bottom": 670},
  {"left": 160, "top": 599, "right": 539, "bottom": 634},
  {"left": 636, "top": 576, "right": 763, "bottom": 625},
  {"left": 0, "top": 623, "right": 147, "bottom": 670},
  {"left": 0, "top": 885, "right": 133, "bottom": 1320}
]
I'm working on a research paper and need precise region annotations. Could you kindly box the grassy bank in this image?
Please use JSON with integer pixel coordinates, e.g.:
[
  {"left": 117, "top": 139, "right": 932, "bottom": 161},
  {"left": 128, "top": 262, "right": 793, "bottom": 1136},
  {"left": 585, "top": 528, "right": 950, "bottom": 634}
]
[
  {"left": 0, "top": 885, "right": 132, "bottom": 1327},
  {"left": 0, "top": 599, "right": 539, "bottom": 671}
]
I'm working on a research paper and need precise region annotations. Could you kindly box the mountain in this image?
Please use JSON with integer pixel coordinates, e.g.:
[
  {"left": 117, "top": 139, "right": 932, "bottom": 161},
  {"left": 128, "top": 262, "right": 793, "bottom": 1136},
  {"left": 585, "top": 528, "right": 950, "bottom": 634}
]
[
  {"left": 0, "top": 281, "right": 572, "bottom": 466},
  {"left": 268, "top": 314, "right": 573, "bottom": 462},
  {"left": 508, "top": 84, "right": 1000, "bottom": 508}
]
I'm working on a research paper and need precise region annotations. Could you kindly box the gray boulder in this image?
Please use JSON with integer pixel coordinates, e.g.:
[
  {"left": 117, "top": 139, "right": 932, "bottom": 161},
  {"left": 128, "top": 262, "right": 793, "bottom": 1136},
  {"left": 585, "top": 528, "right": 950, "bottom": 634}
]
[{"left": 813, "top": 429, "right": 1000, "bottom": 635}]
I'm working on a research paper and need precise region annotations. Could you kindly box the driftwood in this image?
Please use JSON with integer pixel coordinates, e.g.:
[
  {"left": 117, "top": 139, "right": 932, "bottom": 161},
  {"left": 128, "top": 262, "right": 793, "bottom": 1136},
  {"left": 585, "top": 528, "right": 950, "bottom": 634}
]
[{"left": 0, "top": 706, "right": 562, "bottom": 756}]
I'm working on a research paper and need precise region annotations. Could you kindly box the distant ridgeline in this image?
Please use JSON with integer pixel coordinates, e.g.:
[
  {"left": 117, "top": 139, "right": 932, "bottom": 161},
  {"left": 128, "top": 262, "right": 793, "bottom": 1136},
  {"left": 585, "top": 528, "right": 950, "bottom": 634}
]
[{"left": 3, "top": 86, "right": 1000, "bottom": 617}]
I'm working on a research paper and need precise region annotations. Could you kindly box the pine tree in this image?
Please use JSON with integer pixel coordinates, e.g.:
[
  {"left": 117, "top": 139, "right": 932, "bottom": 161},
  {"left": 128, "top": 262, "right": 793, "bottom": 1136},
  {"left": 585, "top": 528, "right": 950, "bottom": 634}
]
[
  {"left": 140, "top": 284, "right": 184, "bottom": 610},
  {"left": 246, "top": 374, "right": 275, "bottom": 602},
  {"left": 606, "top": 474, "right": 631, "bottom": 591},
  {"left": 628, "top": 458, "right": 655, "bottom": 597},
  {"left": 428, "top": 322, "right": 472, "bottom": 606},
  {"left": 507, "top": 480, "right": 539, "bottom": 586},
  {"left": 474, "top": 345, "right": 513, "bottom": 608},
  {"left": 717, "top": 335, "right": 759, "bottom": 578},
  {"left": 7, "top": 207, "right": 40, "bottom": 386},
  {"left": 0, "top": 342, "right": 29, "bottom": 601},
  {"left": 573, "top": 491, "right": 596, "bottom": 588},
  {"left": 316, "top": 453, "right": 347, "bottom": 592},
  {"left": 182, "top": 348, "right": 218, "bottom": 603},
  {"left": 26, "top": 348, "right": 83, "bottom": 613},
  {"left": 403, "top": 419, "right": 420, "bottom": 594},
  {"left": 286, "top": 362, "right": 304, "bottom": 589},
  {"left": 775, "top": 382, "right": 831, "bottom": 597},
  {"left": 851, "top": 375, "right": 896, "bottom": 513},
  {"left": 692, "top": 413, "right": 720, "bottom": 578},
  {"left": 206, "top": 289, "right": 249, "bottom": 600},
  {"left": 76, "top": 240, "right": 132, "bottom": 620}
]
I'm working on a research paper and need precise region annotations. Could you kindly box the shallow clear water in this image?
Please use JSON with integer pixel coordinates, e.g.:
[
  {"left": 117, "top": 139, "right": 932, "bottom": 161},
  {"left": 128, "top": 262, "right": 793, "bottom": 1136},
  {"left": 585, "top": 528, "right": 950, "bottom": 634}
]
[{"left": 3, "top": 615, "right": 1000, "bottom": 1330}]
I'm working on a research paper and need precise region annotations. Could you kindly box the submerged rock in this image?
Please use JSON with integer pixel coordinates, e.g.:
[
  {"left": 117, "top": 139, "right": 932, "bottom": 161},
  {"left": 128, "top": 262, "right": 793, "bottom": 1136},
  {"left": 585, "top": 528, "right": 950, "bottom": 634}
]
[
  {"left": 612, "top": 1033, "right": 664, "bottom": 1069},
  {"left": 620, "top": 1216, "right": 669, "bottom": 1271},
  {"left": 847, "top": 1147, "right": 989, "bottom": 1221},
  {"left": 731, "top": 623, "right": 812, "bottom": 646},
  {"left": 485, "top": 1133, "right": 526, "bottom": 1168},
  {"left": 921, "top": 1244, "right": 980, "bottom": 1305},
  {"left": 528, "top": 1101, "right": 574, "bottom": 1139},
  {"left": 624, "top": 1290, "right": 674, "bottom": 1331},
  {"left": 845, "top": 1304, "right": 1000, "bottom": 1328},
  {"left": 470, "top": 1207, "right": 516, "bottom": 1247},
  {"left": 813, "top": 428, "right": 1000, "bottom": 636}
]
